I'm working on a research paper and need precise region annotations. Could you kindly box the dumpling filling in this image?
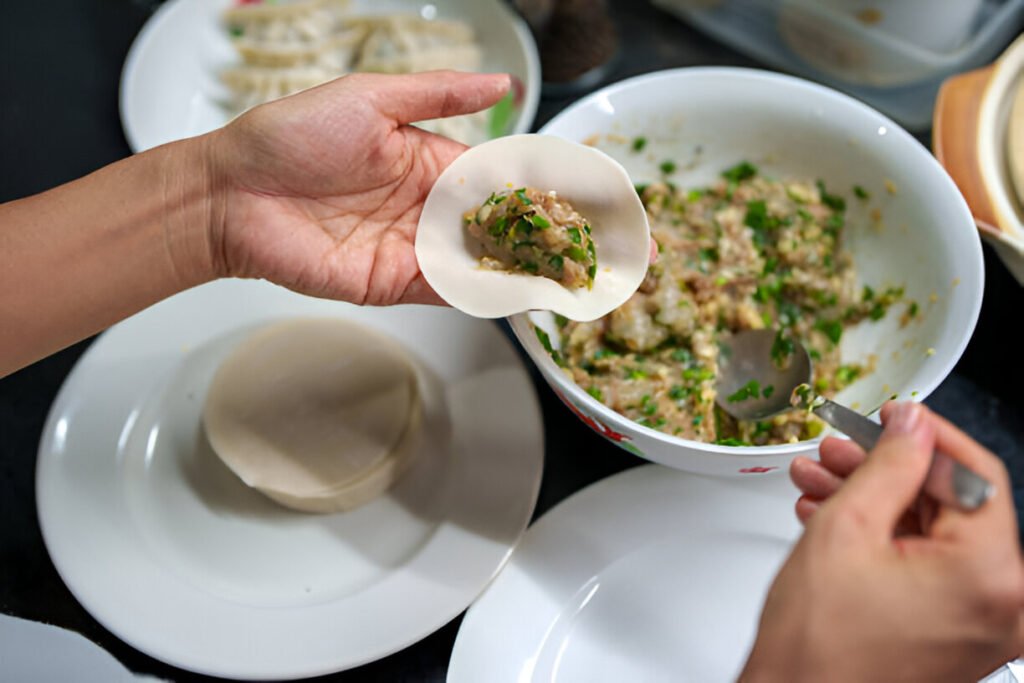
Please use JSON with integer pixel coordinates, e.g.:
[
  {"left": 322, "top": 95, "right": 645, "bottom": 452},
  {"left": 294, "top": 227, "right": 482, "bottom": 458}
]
[{"left": 464, "top": 187, "right": 598, "bottom": 289}]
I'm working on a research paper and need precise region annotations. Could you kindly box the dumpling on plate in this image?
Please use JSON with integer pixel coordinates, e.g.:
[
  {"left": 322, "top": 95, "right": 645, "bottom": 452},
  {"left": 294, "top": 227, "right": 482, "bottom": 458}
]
[{"left": 415, "top": 134, "right": 650, "bottom": 321}]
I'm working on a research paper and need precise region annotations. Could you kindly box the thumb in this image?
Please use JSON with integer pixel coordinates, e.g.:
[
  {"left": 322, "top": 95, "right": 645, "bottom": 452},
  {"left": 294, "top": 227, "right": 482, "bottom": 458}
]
[
  {"left": 367, "top": 70, "right": 511, "bottom": 125},
  {"left": 826, "top": 402, "right": 936, "bottom": 539}
]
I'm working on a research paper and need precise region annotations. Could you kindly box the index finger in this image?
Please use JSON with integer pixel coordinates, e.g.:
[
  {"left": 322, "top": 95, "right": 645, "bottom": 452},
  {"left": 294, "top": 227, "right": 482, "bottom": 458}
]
[{"left": 367, "top": 71, "right": 512, "bottom": 125}]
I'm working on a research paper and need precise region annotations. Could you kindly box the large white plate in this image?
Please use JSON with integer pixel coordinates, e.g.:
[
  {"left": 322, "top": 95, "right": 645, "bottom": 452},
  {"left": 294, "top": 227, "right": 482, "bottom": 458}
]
[
  {"left": 119, "top": 0, "right": 541, "bottom": 153},
  {"left": 448, "top": 465, "right": 802, "bottom": 682},
  {"left": 35, "top": 279, "right": 544, "bottom": 680}
]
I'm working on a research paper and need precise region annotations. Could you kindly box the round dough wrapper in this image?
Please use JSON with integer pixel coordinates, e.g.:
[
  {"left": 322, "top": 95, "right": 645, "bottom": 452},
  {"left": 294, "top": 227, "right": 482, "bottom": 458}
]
[
  {"left": 203, "top": 318, "right": 422, "bottom": 513},
  {"left": 415, "top": 134, "right": 650, "bottom": 322}
]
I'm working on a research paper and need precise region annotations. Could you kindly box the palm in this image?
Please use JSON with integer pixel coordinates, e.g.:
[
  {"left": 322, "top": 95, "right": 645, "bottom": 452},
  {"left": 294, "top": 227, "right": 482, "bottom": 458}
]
[{"left": 213, "top": 72, "right": 508, "bottom": 305}]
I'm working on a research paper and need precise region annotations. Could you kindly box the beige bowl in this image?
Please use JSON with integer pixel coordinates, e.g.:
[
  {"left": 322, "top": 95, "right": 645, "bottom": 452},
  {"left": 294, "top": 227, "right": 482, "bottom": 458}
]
[{"left": 935, "top": 34, "right": 1024, "bottom": 283}]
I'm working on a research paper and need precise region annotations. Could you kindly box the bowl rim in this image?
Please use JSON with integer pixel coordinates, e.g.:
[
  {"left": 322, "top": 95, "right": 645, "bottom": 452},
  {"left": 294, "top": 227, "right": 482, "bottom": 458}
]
[{"left": 513, "top": 65, "right": 984, "bottom": 456}]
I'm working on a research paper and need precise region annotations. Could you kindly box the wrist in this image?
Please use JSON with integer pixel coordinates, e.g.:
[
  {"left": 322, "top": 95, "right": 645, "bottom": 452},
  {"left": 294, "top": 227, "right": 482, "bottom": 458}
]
[{"left": 161, "top": 130, "right": 228, "bottom": 286}]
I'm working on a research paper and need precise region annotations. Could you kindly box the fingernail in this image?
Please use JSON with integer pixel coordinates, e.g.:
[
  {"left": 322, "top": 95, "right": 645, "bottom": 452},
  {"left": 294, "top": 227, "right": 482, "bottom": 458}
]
[{"left": 886, "top": 402, "right": 921, "bottom": 434}]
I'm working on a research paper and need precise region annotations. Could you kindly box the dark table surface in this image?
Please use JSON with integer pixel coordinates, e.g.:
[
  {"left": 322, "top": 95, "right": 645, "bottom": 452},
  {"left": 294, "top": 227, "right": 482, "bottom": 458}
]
[{"left": 2, "top": 1, "right": 1023, "bottom": 681}]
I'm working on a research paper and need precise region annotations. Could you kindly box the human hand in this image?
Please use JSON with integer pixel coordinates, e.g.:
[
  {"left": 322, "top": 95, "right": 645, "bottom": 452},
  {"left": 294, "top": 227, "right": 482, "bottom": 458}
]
[
  {"left": 740, "top": 402, "right": 1024, "bottom": 682},
  {"left": 205, "top": 70, "right": 510, "bottom": 305}
]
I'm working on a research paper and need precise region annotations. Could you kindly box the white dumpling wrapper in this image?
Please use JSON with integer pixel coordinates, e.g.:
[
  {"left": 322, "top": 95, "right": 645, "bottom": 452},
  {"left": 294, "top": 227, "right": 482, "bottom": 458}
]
[
  {"left": 202, "top": 318, "right": 422, "bottom": 514},
  {"left": 415, "top": 134, "right": 651, "bottom": 321}
]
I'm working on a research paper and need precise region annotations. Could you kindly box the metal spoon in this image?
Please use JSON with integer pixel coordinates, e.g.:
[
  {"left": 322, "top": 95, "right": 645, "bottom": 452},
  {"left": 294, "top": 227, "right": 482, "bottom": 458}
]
[{"left": 715, "top": 329, "right": 993, "bottom": 511}]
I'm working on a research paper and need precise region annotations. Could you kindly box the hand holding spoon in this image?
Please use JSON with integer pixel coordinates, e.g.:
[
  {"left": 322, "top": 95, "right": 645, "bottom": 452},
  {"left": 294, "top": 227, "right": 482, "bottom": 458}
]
[{"left": 715, "top": 329, "right": 993, "bottom": 511}]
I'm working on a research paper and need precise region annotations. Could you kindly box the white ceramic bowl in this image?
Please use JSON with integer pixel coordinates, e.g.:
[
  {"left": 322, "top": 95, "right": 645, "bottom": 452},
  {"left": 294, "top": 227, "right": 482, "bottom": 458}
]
[
  {"left": 510, "top": 67, "right": 984, "bottom": 476},
  {"left": 120, "top": 0, "right": 540, "bottom": 152}
]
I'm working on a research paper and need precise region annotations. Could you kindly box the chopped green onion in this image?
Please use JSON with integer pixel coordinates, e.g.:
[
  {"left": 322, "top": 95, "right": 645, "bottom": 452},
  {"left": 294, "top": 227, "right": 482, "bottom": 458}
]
[
  {"left": 815, "top": 319, "right": 843, "bottom": 345},
  {"left": 771, "top": 330, "right": 796, "bottom": 365},
  {"left": 721, "top": 161, "right": 758, "bottom": 183},
  {"left": 672, "top": 347, "right": 693, "bottom": 364},
  {"left": 825, "top": 214, "right": 844, "bottom": 232},
  {"left": 728, "top": 379, "right": 762, "bottom": 403},
  {"left": 699, "top": 247, "right": 719, "bottom": 262},
  {"left": 745, "top": 199, "right": 780, "bottom": 237},
  {"left": 566, "top": 246, "right": 587, "bottom": 262},
  {"left": 682, "top": 366, "right": 715, "bottom": 382},
  {"left": 488, "top": 216, "right": 507, "bottom": 237},
  {"left": 632, "top": 136, "right": 647, "bottom": 152},
  {"left": 530, "top": 214, "right": 550, "bottom": 229},
  {"left": 586, "top": 386, "right": 604, "bottom": 401},
  {"left": 660, "top": 160, "right": 677, "bottom": 175},
  {"left": 816, "top": 180, "right": 847, "bottom": 212},
  {"left": 714, "top": 437, "right": 750, "bottom": 447},
  {"left": 548, "top": 254, "right": 564, "bottom": 270},
  {"left": 853, "top": 185, "right": 870, "bottom": 200},
  {"left": 534, "top": 327, "right": 553, "bottom": 351},
  {"left": 835, "top": 365, "right": 860, "bottom": 385},
  {"left": 567, "top": 227, "right": 582, "bottom": 244}
]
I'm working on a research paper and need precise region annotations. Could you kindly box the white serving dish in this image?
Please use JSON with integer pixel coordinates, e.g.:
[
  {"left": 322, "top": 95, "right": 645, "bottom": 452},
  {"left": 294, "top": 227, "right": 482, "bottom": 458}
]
[{"left": 510, "top": 67, "right": 984, "bottom": 476}]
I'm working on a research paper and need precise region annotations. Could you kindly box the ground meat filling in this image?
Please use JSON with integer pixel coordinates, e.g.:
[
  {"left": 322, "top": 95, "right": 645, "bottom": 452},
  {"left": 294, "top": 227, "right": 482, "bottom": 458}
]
[
  {"left": 464, "top": 187, "right": 597, "bottom": 289},
  {"left": 555, "top": 162, "right": 906, "bottom": 446}
]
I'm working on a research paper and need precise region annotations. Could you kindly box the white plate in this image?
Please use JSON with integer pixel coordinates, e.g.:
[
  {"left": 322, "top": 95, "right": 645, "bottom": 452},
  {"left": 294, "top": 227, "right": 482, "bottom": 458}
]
[
  {"left": 0, "top": 614, "right": 158, "bottom": 682},
  {"left": 448, "top": 465, "right": 802, "bottom": 682},
  {"left": 119, "top": 0, "right": 541, "bottom": 153},
  {"left": 36, "top": 279, "right": 544, "bottom": 680}
]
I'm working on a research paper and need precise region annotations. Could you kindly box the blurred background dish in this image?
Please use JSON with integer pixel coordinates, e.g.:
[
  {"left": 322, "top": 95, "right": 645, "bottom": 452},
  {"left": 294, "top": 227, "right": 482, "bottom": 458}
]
[
  {"left": 512, "top": 0, "right": 620, "bottom": 96},
  {"left": 119, "top": 0, "right": 540, "bottom": 152},
  {"left": 511, "top": 67, "right": 984, "bottom": 475},
  {"left": 935, "top": 35, "right": 1024, "bottom": 284},
  {"left": 653, "top": 0, "right": 1024, "bottom": 131},
  {"left": 793, "top": 0, "right": 985, "bottom": 54}
]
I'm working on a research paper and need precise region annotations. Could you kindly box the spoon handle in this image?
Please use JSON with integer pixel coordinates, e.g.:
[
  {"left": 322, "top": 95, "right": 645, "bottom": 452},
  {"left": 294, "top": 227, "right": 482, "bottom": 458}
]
[{"left": 812, "top": 399, "right": 993, "bottom": 511}]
